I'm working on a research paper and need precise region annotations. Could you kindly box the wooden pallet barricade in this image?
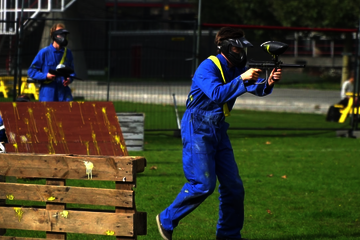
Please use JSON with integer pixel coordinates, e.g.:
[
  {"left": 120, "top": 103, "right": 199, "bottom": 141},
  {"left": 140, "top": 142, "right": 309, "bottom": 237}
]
[
  {"left": 0, "top": 153, "right": 147, "bottom": 240},
  {"left": 117, "top": 113, "right": 145, "bottom": 151}
]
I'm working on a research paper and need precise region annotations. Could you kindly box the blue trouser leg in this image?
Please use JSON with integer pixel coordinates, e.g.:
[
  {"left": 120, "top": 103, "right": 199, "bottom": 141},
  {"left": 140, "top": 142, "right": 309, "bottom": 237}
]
[
  {"left": 160, "top": 110, "right": 217, "bottom": 230},
  {"left": 215, "top": 128, "right": 245, "bottom": 239},
  {"left": 160, "top": 110, "right": 244, "bottom": 239}
]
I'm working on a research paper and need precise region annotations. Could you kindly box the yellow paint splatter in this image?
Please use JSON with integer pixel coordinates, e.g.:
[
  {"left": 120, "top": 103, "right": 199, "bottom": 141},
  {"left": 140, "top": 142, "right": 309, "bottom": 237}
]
[
  {"left": 91, "top": 129, "right": 100, "bottom": 155},
  {"left": 9, "top": 132, "right": 16, "bottom": 142},
  {"left": 7, "top": 194, "right": 14, "bottom": 200},
  {"left": 27, "top": 107, "right": 38, "bottom": 133},
  {"left": 14, "top": 207, "right": 24, "bottom": 222},
  {"left": 78, "top": 102, "right": 85, "bottom": 124},
  {"left": 120, "top": 142, "right": 126, "bottom": 153},
  {"left": 84, "top": 141, "right": 90, "bottom": 155},
  {"left": 57, "top": 122, "right": 69, "bottom": 154},
  {"left": 20, "top": 135, "right": 27, "bottom": 143},
  {"left": 13, "top": 143, "right": 18, "bottom": 153},
  {"left": 84, "top": 161, "right": 94, "bottom": 179},
  {"left": 105, "top": 230, "right": 115, "bottom": 235},
  {"left": 114, "top": 135, "right": 126, "bottom": 153},
  {"left": 48, "top": 196, "right": 56, "bottom": 201},
  {"left": 60, "top": 211, "right": 69, "bottom": 218},
  {"left": 45, "top": 108, "right": 57, "bottom": 145},
  {"left": 44, "top": 127, "right": 55, "bottom": 154}
]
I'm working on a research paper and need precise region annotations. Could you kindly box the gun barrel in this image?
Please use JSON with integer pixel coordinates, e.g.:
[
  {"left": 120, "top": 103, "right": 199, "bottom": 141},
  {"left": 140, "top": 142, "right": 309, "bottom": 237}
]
[
  {"left": 248, "top": 62, "right": 305, "bottom": 68},
  {"left": 247, "top": 62, "right": 275, "bottom": 68},
  {"left": 279, "top": 63, "right": 306, "bottom": 68}
]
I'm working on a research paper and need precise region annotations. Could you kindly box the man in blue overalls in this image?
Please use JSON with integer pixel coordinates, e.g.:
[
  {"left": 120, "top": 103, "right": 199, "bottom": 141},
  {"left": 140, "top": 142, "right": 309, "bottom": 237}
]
[
  {"left": 28, "top": 23, "right": 75, "bottom": 102},
  {"left": 156, "top": 27, "right": 282, "bottom": 240}
]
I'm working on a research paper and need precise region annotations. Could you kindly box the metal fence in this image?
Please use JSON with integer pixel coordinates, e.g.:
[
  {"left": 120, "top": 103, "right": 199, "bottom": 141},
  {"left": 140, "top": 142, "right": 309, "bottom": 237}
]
[{"left": 1, "top": 18, "right": 359, "bottom": 132}]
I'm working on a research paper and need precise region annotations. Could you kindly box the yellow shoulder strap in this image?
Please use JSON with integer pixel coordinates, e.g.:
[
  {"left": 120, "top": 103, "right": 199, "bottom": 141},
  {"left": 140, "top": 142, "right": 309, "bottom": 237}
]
[
  {"left": 60, "top": 47, "right": 67, "bottom": 65},
  {"left": 43, "top": 47, "right": 67, "bottom": 84},
  {"left": 208, "top": 56, "right": 230, "bottom": 117}
]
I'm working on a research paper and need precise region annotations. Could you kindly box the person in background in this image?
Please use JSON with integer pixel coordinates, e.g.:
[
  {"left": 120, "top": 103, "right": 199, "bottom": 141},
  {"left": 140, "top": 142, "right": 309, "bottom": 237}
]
[
  {"left": 339, "top": 71, "right": 355, "bottom": 106},
  {"left": 28, "top": 23, "right": 75, "bottom": 102},
  {"left": 326, "top": 71, "right": 358, "bottom": 122},
  {"left": 156, "top": 27, "right": 282, "bottom": 240}
]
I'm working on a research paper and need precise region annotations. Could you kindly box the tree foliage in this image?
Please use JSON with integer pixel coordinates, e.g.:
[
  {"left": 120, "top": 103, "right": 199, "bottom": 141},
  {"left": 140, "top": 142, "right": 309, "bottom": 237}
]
[{"left": 196, "top": 0, "right": 360, "bottom": 29}]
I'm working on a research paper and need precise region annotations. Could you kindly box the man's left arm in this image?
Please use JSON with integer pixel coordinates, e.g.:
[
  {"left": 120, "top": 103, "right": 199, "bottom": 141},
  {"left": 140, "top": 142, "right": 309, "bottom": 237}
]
[
  {"left": 246, "top": 68, "right": 282, "bottom": 96},
  {"left": 63, "top": 50, "right": 76, "bottom": 86}
]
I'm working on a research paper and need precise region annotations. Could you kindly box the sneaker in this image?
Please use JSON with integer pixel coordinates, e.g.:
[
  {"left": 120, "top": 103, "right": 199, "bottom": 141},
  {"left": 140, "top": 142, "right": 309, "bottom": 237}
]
[{"left": 156, "top": 214, "right": 173, "bottom": 240}]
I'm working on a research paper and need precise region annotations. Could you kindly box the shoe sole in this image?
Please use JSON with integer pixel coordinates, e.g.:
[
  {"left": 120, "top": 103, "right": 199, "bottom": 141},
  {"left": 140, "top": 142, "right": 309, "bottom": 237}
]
[{"left": 156, "top": 214, "right": 170, "bottom": 240}]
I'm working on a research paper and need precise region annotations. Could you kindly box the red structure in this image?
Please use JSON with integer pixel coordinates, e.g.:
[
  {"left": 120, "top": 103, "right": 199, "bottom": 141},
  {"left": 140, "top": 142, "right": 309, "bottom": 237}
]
[{"left": 0, "top": 102, "right": 128, "bottom": 156}]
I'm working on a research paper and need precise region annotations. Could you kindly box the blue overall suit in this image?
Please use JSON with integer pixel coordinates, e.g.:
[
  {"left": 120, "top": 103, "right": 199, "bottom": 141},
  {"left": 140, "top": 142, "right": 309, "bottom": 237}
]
[
  {"left": 28, "top": 44, "right": 75, "bottom": 102},
  {"left": 159, "top": 54, "right": 274, "bottom": 239}
]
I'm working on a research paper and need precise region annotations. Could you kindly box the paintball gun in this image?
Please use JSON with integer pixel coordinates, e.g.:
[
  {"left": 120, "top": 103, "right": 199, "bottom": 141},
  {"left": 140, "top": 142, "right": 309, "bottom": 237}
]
[
  {"left": 27, "top": 64, "right": 82, "bottom": 84},
  {"left": 48, "top": 64, "right": 82, "bottom": 80},
  {"left": 247, "top": 41, "right": 305, "bottom": 83}
]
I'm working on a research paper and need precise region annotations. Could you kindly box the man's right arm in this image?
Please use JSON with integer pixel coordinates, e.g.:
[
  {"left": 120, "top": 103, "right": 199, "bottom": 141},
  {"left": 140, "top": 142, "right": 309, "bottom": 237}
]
[{"left": 27, "top": 49, "right": 48, "bottom": 81}]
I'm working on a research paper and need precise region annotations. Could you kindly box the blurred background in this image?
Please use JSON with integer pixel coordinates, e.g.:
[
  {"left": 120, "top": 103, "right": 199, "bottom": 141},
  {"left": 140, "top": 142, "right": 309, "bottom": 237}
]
[{"left": 0, "top": 0, "right": 359, "bottom": 132}]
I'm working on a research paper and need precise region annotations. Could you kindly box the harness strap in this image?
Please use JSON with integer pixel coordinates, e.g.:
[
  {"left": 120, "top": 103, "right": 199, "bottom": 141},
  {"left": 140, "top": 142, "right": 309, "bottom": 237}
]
[{"left": 208, "top": 56, "right": 230, "bottom": 117}]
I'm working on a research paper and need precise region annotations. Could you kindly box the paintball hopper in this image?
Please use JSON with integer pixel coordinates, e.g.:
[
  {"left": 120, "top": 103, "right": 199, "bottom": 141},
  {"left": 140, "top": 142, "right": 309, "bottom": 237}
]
[{"left": 260, "top": 41, "right": 288, "bottom": 56}]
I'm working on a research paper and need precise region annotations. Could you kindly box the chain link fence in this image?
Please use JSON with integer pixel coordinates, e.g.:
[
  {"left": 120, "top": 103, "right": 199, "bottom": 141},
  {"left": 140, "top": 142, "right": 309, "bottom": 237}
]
[{"left": 1, "top": 18, "right": 359, "bottom": 131}]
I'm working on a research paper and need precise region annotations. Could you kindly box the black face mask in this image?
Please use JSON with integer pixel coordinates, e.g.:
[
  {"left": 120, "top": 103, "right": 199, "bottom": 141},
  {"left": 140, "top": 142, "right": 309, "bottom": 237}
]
[
  {"left": 52, "top": 29, "right": 69, "bottom": 47},
  {"left": 219, "top": 37, "right": 253, "bottom": 68}
]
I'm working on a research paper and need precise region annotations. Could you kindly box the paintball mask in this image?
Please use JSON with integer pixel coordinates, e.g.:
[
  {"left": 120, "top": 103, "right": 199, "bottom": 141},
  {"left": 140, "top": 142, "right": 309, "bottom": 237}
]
[
  {"left": 219, "top": 37, "right": 253, "bottom": 68},
  {"left": 52, "top": 29, "right": 69, "bottom": 47}
]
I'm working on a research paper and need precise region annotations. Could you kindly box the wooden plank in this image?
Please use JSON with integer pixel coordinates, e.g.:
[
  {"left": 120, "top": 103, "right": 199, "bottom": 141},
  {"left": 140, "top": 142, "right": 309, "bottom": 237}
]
[
  {"left": 4, "top": 141, "right": 126, "bottom": 156},
  {"left": 0, "top": 207, "right": 135, "bottom": 237},
  {"left": 118, "top": 123, "right": 144, "bottom": 134},
  {"left": 0, "top": 237, "right": 59, "bottom": 240},
  {"left": 122, "top": 133, "right": 144, "bottom": 140},
  {"left": 117, "top": 113, "right": 145, "bottom": 123},
  {"left": 0, "top": 183, "right": 134, "bottom": 208},
  {"left": 0, "top": 154, "right": 146, "bottom": 181},
  {"left": 117, "top": 113, "right": 145, "bottom": 153},
  {"left": 124, "top": 140, "right": 144, "bottom": 145},
  {"left": 135, "top": 212, "right": 147, "bottom": 236},
  {"left": 46, "top": 179, "right": 65, "bottom": 239},
  {"left": 0, "top": 175, "right": 4, "bottom": 236},
  {"left": 126, "top": 146, "right": 144, "bottom": 152},
  {"left": 115, "top": 182, "right": 136, "bottom": 240}
]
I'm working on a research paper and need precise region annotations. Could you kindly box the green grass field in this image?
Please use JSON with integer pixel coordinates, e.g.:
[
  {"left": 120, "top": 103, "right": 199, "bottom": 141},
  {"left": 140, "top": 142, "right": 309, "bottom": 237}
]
[
  {"left": 134, "top": 130, "right": 360, "bottom": 240},
  {"left": 3, "top": 107, "right": 359, "bottom": 240}
]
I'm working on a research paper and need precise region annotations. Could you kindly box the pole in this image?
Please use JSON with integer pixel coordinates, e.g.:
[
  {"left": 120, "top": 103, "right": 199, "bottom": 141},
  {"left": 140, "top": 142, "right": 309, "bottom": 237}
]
[
  {"left": 16, "top": 0, "right": 25, "bottom": 97},
  {"left": 191, "top": 19, "right": 197, "bottom": 76},
  {"left": 106, "top": 30, "right": 111, "bottom": 102},
  {"left": 351, "top": 17, "right": 360, "bottom": 134},
  {"left": 12, "top": 18, "right": 19, "bottom": 101},
  {"left": 172, "top": 93, "right": 181, "bottom": 130},
  {"left": 195, "top": 0, "right": 201, "bottom": 68},
  {"left": 114, "top": 0, "right": 117, "bottom": 30}
]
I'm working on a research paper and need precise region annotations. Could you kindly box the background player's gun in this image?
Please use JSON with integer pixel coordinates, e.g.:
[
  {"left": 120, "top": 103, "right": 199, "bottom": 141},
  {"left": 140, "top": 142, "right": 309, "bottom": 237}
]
[
  {"left": 27, "top": 64, "right": 82, "bottom": 84},
  {"left": 48, "top": 64, "right": 82, "bottom": 80},
  {"left": 247, "top": 41, "right": 305, "bottom": 82}
]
